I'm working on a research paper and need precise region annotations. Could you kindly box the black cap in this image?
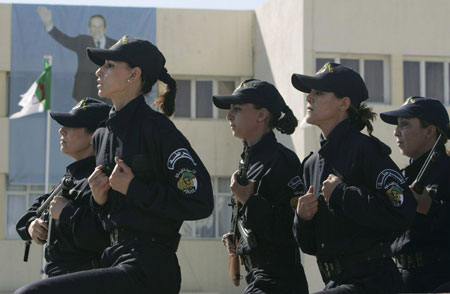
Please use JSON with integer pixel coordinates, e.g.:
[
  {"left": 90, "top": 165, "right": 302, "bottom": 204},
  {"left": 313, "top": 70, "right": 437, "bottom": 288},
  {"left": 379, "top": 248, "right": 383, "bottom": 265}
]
[
  {"left": 291, "top": 62, "right": 369, "bottom": 106},
  {"left": 50, "top": 98, "right": 111, "bottom": 131},
  {"left": 380, "top": 96, "right": 450, "bottom": 137},
  {"left": 87, "top": 35, "right": 166, "bottom": 82},
  {"left": 212, "top": 79, "right": 286, "bottom": 118}
]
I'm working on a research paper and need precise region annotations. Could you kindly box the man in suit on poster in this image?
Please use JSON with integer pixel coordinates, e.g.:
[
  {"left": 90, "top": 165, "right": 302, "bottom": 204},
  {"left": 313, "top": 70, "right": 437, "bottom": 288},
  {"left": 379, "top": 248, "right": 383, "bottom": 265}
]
[{"left": 37, "top": 6, "right": 117, "bottom": 102}]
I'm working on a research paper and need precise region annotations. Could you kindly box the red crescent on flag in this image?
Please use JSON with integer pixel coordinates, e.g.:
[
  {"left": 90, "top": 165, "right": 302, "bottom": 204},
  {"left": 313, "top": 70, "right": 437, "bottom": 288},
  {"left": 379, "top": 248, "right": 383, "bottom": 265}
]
[{"left": 37, "top": 81, "right": 45, "bottom": 102}]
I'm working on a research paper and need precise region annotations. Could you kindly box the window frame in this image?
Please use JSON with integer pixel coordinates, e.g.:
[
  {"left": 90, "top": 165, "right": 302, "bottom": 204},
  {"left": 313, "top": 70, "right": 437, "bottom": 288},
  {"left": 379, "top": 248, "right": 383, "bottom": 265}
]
[
  {"left": 172, "top": 77, "right": 244, "bottom": 119},
  {"left": 315, "top": 54, "right": 391, "bottom": 104},
  {"left": 403, "top": 57, "right": 450, "bottom": 104},
  {"left": 181, "top": 176, "right": 232, "bottom": 240},
  {"left": 5, "top": 184, "right": 45, "bottom": 240}
]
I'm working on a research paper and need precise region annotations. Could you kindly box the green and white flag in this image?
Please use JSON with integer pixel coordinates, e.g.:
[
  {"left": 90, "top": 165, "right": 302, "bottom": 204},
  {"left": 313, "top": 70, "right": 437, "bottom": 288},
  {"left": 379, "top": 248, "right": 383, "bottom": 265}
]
[{"left": 10, "top": 60, "right": 51, "bottom": 119}]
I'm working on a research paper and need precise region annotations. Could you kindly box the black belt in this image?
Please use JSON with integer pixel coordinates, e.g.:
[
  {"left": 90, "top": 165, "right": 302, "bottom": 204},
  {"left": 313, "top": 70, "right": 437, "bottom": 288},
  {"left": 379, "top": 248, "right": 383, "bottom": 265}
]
[
  {"left": 318, "top": 242, "right": 392, "bottom": 283},
  {"left": 394, "top": 251, "right": 450, "bottom": 269},
  {"left": 110, "top": 228, "right": 181, "bottom": 252}
]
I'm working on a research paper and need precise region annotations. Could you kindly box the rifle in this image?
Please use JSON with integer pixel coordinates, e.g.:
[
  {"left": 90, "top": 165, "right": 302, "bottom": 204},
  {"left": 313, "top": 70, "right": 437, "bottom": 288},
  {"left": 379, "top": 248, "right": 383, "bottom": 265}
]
[
  {"left": 228, "top": 139, "right": 251, "bottom": 286},
  {"left": 410, "top": 134, "right": 446, "bottom": 194},
  {"left": 23, "top": 176, "right": 74, "bottom": 262}
]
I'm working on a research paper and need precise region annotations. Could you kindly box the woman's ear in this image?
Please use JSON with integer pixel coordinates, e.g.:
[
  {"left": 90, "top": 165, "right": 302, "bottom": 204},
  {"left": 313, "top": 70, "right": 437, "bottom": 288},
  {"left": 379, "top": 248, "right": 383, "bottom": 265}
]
[
  {"left": 257, "top": 108, "right": 269, "bottom": 123},
  {"left": 339, "top": 97, "right": 351, "bottom": 112},
  {"left": 128, "top": 67, "right": 142, "bottom": 83},
  {"left": 426, "top": 125, "right": 437, "bottom": 139}
]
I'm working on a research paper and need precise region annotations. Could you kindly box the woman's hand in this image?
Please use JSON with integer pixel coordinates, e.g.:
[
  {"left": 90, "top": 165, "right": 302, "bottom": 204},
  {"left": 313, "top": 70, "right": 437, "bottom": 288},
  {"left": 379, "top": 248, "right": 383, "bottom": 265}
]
[
  {"left": 109, "top": 157, "right": 135, "bottom": 195},
  {"left": 222, "top": 232, "right": 237, "bottom": 256},
  {"left": 296, "top": 186, "right": 319, "bottom": 220},
  {"left": 88, "top": 165, "right": 110, "bottom": 206},
  {"left": 28, "top": 218, "right": 48, "bottom": 245},
  {"left": 230, "top": 170, "right": 255, "bottom": 205},
  {"left": 49, "top": 196, "right": 70, "bottom": 220},
  {"left": 322, "top": 174, "right": 341, "bottom": 202}
]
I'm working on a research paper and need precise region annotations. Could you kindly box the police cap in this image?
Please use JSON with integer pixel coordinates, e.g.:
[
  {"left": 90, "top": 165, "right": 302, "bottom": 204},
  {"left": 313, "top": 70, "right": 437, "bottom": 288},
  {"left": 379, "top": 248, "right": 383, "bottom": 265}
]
[
  {"left": 87, "top": 35, "right": 166, "bottom": 83},
  {"left": 380, "top": 96, "right": 450, "bottom": 138},
  {"left": 212, "top": 79, "right": 286, "bottom": 118},
  {"left": 50, "top": 98, "right": 110, "bottom": 132},
  {"left": 291, "top": 62, "right": 369, "bottom": 106}
]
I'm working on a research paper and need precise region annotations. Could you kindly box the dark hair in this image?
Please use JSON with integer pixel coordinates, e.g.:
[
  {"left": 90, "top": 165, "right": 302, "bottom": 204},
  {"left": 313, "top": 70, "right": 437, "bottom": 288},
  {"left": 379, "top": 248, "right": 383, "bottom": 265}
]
[
  {"left": 89, "top": 14, "right": 106, "bottom": 28},
  {"left": 419, "top": 118, "right": 448, "bottom": 145},
  {"left": 152, "top": 69, "right": 177, "bottom": 117},
  {"left": 254, "top": 104, "right": 298, "bottom": 135},
  {"left": 335, "top": 93, "right": 376, "bottom": 134},
  {"left": 125, "top": 62, "right": 177, "bottom": 117}
]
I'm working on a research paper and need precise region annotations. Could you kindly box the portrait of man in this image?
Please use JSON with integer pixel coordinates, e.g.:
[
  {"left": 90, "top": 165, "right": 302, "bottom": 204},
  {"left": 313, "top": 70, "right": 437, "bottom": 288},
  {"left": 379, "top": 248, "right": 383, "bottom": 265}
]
[{"left": 37, "top": 6, "right": 117, "bottom": 102}]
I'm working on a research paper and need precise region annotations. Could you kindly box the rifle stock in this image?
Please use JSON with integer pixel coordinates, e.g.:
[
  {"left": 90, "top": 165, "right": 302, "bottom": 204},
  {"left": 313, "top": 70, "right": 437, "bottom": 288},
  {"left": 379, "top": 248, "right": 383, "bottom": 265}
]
[{"left": 227, "top": 139, "right": 250, "bottom": 286}]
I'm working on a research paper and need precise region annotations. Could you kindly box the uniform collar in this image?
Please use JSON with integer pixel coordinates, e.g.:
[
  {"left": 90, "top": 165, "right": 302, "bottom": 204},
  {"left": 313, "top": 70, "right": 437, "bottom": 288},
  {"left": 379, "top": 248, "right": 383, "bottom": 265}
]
[
  {"left": 244, "top": 131, "right": 277, "bottom": 162},
  {"left": 405, "top": 144, "right": 446, "bottom": 177},
  {"left": 66, "top": 156, "right": 96, "bottom": 178},
  {"left": 106, "top": 95, "right": 146, "bottom": 131},
  {"left": 318, "top": 119, "right": 353, "bottom": 157}
]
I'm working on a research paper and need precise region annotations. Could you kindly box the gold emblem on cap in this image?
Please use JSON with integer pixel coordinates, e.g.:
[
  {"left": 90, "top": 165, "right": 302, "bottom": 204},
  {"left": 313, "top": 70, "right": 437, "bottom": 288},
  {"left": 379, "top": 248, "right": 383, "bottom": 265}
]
[
  {"left": 316, "top": 62, "right": 333, "bottom": 74},
  {"left": 121, "top": 35, "right": 128, "bottom": 44},
  {"left": 73, "top": 99, "right": 87, "bottom": 111},
  {"left": 402, "top": 97, "right": 415, "bottom": 106}
]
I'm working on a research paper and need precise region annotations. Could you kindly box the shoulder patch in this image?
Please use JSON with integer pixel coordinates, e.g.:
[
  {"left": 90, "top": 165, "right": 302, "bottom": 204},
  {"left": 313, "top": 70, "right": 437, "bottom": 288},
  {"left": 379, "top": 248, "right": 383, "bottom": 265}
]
[
  {"left": 288, "top": 176, "right": 303, "bottom": 190},
  {"left": 375, "top": 169, "right": 405, "bottom": 189},
  {"left": 167, "top": 148, "right": 197, "bottom": 170},
  {"left": 376, "top": 169, "right": 405, "bottom": 207},
  {"left": 176, "top": 168, "right": 198, "bottom": 194}
]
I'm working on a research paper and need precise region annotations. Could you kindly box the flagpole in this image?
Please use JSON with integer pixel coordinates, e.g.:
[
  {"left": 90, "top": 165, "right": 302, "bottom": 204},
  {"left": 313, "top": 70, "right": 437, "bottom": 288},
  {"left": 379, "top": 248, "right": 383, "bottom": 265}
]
[
  {"left": 42, "top": 55, "right": 52, "bottom": 279},
  {"left": 43, "top": 55, "right": 52, "bottom": 193}
]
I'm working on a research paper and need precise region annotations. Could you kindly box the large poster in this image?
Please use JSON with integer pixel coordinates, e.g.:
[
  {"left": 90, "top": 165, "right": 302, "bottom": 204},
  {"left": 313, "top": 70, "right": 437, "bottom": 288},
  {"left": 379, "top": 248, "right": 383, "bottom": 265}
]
[{"left": 9, "top": 4, "right": 156, "bottom": 184}]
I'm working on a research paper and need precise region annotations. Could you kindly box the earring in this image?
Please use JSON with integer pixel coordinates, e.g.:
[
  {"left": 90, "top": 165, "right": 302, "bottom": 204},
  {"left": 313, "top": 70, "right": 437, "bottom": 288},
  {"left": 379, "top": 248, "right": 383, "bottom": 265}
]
[{"left": 127, "top": 79, "right": 132, "bottom": 83}]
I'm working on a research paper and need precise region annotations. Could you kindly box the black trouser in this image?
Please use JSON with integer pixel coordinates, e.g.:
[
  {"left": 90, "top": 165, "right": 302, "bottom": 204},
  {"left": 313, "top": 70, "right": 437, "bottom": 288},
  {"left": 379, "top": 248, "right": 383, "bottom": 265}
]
[
  {"left": 15, "top": 240, "right": 181, "bottom": 294},
  {"left": 244, "top": 263, "right": 308, "bottom": 294},
  {"left": 399, "top": 262, "right": 450, "bottom": 293},
  {"left": 314, "top": 258, "right": 402, "bottom": 294}
]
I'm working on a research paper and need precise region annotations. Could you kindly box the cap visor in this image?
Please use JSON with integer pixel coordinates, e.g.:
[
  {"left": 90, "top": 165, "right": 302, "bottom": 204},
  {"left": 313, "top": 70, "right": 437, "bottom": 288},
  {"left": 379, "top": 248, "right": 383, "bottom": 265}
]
[
  {"left": 87, "top": 47, "right": 126, "bottom": 67},
  {"left": 380, "top": 109, "right": 413, "bottom": 125},
  {"left": 291, "top": 73, "right": 333, "bottom": 93},
  {"left": 213, "top": 95, "right": 244, "bottom": 109},
  {"left": 50, "top": 112, "right": 83, "bottom": 128}
]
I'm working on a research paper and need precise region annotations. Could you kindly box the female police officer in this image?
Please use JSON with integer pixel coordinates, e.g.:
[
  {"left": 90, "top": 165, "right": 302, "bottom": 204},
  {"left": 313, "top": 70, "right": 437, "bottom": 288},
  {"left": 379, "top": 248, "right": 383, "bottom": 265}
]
[
  {"left": 291, "top": 62, "right": 417, "bottom": 294},
  {"left": 215, "top": 79, "right": 308, "bottom": 294},
  {"left": 380, "top": 97, "right": 450, "bottom": 293},
  {"left": 16, "top": 98, "right": 110, "bottom": 277},
  {"left": 15, "top": 36, "right": 214, "bottom": 294}
]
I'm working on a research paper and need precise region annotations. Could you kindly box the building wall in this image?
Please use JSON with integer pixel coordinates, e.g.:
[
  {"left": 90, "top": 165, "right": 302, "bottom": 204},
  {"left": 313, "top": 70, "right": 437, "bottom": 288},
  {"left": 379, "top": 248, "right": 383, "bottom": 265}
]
[{"left": 1, "top": 1, "right": 450, "bottom": 293}]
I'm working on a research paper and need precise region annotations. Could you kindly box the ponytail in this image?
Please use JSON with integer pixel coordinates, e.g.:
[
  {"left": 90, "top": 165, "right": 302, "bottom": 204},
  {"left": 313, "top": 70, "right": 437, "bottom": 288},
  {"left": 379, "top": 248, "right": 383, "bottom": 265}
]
[
  {"left": 152, "top": 67, "right": 177, "bottom": 117},
  {"left": 347, "top": 103, "right": 377, "bottom": 134},
  {"left": 254, "top": 104, "right": 298, "bottom": 135},
  {"left": 274, "top": 105, "right": 298, "bottom": 135}
]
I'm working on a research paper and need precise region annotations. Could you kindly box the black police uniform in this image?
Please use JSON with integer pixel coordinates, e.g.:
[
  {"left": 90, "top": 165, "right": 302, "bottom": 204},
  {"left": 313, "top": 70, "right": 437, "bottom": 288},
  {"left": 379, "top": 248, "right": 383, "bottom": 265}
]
[
  {"left": 15, "top": 95, "right": 214, "bottom": 294},
  {"left": 293, "top": 119, "right": 417, "bottom": 294},
  {"left": 237, "top": 131, "right": 308, "bottom": 294},
  {"left": 16, "top": 156, "right": 110, "bottom": 276},
  {"left": 391, "top": 144, "right": 450, "bottom": 292}
]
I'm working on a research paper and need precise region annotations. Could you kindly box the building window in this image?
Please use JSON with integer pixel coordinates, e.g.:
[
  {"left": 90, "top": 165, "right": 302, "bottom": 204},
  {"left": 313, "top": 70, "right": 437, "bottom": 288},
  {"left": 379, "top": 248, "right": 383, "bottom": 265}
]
[
  {"left": 403, "top": 59, "right": 449, "bottom": 104},
  {"left": 6, "top": 184, "right": 44, "bottom": 240},
  {"left": 173, "top": 78, "right": 237, "bottom": 119},
  {"left": 180, "top": 177, "right": 232, "bottom": 239},
  {"left": 315, "top": 56, "right": 389, "bottom": 103}
]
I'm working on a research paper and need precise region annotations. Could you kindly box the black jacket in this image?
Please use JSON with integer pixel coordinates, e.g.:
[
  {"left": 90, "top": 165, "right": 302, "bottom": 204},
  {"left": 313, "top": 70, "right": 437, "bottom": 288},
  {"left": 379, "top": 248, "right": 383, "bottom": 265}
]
[
  {"left": 294, "top": 120, "right": 417, "bottom": 261},
  {"left": 16, "top": 156, "right": 110, "bottom": 276},
  {"left": 237, "top": 131, "right": 305, "bottom": 262},
  {"left": 92, "top": 96, "right": 214, "bottom": 238},
  {"left": 392, "top": 145, "right": 450, "bottom": 257}
]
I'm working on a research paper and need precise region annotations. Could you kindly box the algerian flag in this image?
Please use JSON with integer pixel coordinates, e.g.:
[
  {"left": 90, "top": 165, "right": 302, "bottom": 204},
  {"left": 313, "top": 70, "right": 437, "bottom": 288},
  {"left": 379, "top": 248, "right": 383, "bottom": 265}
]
[{"left": 10, "top": 60, "right": 51, "bottom": 119}]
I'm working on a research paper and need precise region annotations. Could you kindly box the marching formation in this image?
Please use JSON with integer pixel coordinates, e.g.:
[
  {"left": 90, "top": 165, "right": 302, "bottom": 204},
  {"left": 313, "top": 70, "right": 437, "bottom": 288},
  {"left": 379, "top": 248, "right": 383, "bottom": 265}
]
[{"left": 14, "top": 36, "right": 450, "bottom": 294}]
